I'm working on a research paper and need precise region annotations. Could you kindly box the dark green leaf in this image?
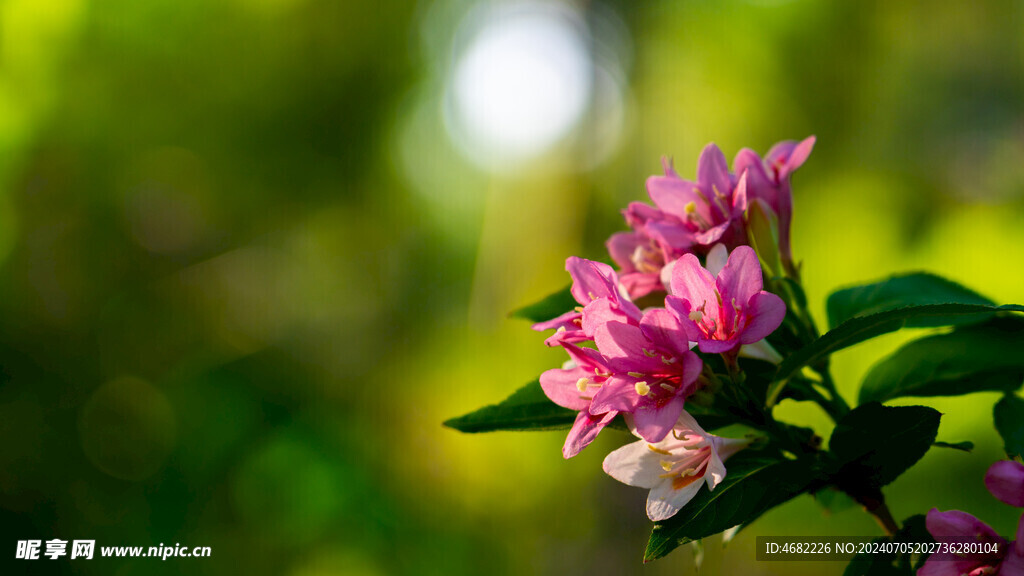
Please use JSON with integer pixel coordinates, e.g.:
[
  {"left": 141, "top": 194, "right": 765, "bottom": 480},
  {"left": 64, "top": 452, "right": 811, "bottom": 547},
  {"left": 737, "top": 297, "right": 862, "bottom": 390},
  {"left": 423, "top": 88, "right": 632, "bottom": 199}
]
[
  {"left": 843, "top": 515, "right": 931, "bottom": 576},
  {"left": 814, "top": 487, "right": 858, "bottom": 514},
  {"left": 443, "top": 379, "right": 576, "bottom": 432},
  {"left": 768, "top": 303, "right": 1024, "bottom": 406},
  {"left": 859, "top": 320, "right": 1024, "bottom": 404},
  {"left": 932, "top": 441, "right": 974, "bottom": 452},
  {"left": 509, "top": 285, "right": 575, "bottom": 322},
  {"left": 994, "top": 393, "right": 1024, "bottom": 459},
  {"left": 644, "top": 452, "right": 822, "bottom": 562},
  {"left": 827, "top": 273, "right": 993, "bottom": 330},
  {"left": 829, "top": 404, "right": 940, "bottom": 489}
]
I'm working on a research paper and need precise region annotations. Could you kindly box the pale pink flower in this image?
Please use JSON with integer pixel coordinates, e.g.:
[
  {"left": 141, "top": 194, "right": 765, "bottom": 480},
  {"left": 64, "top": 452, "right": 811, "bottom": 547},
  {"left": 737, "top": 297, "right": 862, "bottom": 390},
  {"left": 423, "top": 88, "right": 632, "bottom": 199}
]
[{"left": 603, "top": 411, "right": 749, "bottom": 521}]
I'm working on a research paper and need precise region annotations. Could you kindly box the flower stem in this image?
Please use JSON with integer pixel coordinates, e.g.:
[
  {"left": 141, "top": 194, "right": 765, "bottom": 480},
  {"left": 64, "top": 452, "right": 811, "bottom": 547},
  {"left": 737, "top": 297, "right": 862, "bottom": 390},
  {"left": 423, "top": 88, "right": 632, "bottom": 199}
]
[{"left": 848, "top": 488, "right": 900, "bottom": 537}]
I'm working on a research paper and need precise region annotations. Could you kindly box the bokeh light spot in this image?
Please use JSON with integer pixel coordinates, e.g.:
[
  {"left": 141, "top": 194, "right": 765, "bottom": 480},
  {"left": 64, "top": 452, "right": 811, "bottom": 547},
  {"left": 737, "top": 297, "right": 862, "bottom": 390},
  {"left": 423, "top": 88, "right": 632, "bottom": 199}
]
[
  {"left": 78, "top": 377, "right": 177, "bottom": 481},
  {"left": 446, "top": 1, "right": 593, "bottom": 168}
]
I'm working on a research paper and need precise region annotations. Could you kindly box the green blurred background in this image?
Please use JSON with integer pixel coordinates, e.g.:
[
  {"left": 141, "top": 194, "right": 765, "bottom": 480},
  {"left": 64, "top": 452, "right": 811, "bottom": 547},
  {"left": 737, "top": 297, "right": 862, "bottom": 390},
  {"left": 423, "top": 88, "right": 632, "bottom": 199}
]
[{"left": 1, "top": 0, "right": 1023, "bottom": 574}]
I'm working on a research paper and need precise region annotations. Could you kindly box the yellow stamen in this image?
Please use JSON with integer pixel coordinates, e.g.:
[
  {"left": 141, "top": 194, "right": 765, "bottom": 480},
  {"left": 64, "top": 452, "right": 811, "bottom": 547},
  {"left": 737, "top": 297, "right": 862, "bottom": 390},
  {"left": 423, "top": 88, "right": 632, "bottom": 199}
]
[
  {"left": 660, "top": 460, "right": 674, "bottom": 471},
  {"left": 684, "top": 201, "right": 697, "bottom": 214},
  {"left": 634, "top": 381, "right": 650, "bottom": 396},
  {"left": 661, "top": 356, "right": 677, "bottom": 365},
  {"left": 574, "top": 306, "right": 584, "bottom": 313},
  {"left": 660, "top": 383, "right": 676, "bottom": 393},
  {"left": 576, "top": 377, "right": 590, "bottom": 393},
  {"left": 642, "top": 348, "right": 657, "bottom": 358},
  {"left": 647, "top": 444, "right": 672, "bottom": 455},
  {"left": 689, "top": 310, "right": 703, "bottom": 323},
  {"left": 627, "top": 371, "right": 645, "bottom": 378}
]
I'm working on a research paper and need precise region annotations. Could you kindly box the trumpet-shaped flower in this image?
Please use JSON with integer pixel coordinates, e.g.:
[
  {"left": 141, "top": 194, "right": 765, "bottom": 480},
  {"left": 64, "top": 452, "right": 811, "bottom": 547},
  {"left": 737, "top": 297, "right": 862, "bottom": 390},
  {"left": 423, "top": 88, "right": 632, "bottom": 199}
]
[
  {"left": 602, "top": 410, "right": 749, "bottom": 521},
  {"left": 666, "top": 245, "right": 786, "bottom": 354},
  {"left": 532, "top": 256, "right": 642, "bottom": 346},
  {"left": 985, "top": 460, "right": 1024, "bottom": 507},
  {"left": 918, "top": 509, "right": 1023, "bottom": 576},
  {"left": 645, "top": 144, "right": 749, "bottom": 251},
  {"left": 588, "top": 310, "right": 703, "bottom": 443},
  {"left": 539, "top": 343, "right": 618, "bottom": 459},
  {"left": 733, "top": 136, "right": 815, "bottom": 268},
  {"left": 920, "top": 461, "right": 1024, "bottom": 576}
]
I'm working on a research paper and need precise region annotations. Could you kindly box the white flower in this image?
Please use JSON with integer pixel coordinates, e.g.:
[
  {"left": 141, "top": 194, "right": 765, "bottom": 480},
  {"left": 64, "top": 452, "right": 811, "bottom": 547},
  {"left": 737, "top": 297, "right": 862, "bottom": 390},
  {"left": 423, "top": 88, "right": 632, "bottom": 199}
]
[{"left": 602, "top": 410, "right": 749, "bottom": 521}]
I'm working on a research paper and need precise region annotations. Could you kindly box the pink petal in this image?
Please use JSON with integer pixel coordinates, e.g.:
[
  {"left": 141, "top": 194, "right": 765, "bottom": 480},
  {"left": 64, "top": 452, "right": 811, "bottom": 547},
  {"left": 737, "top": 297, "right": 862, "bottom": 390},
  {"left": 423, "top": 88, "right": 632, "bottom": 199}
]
[
  {"left": 664, "top": 295, "right": 706, "bottom": 343},
  {"left": 633, "top": 396, "right": 686, "bottom": 443},
  {"left": 696, "top": 337, "right": 740, "bottom": 355},
  {"left": 540, "top": 365, "right": 592, "bottom": 411},
  {"left": 985, "top": 461, "right": 1024, "bottom": 507},
  {"left": 782, "top": 136, "right": 816, "bottom": 178},
  {"left": 566, "top": 257, "right": 616, "bottom": 305},
  {"left": 619, "top": 272, "right": 663, "bottom": 299},
  {"left": 733, "top": 148, "right": 774, "bottom": 204},
  {"left": 589, "top": 376, "right": 641, "bottom": 414},
  {"left": 639, "top": 308, "right": 692, "bottom": 358},
  {"left": 606, "top": 231, "right": 642, "bottom": 272},
  {"left": 739, "top": 291, "right": 787, "bottom": 345},
  {"left": 917, "top": 553, "right": 983, "bottom": 576},
  {"left": 926, "top": 509, "right": 1005, "bottom": 546},
  {"left": 692, "top": 220, "right": 731, "bottom": 246},
  {"left": 532, "top": 309, "right": 579, "bottom": 332},
  {"left": 670, "top": 254, "right": 719, "bottom": 319},
  {"left": 731, "top": 171, "right": 749, "bottom": 215},
  {"left": 644, "top": 219, "right": 695, "bottom": 253},
  {"left": 697, "top": 143, "right": 732, "bottom": 200},
  {"left": 1000, "top": 549, "right": 1024, "bottom": 576},
  {"left": 646, "top": 175, "right": 700, "bottom": 219},
  {"left": 716, "top": 246, "right": 764, "bottom": 309},
  {"left": 602, "top": 439, "right": 666, "bottom": 489},
  {"left": 563, "top": 410, "right": 617, "bottom": 459},
  {"left": 594, "top": 321, "right": 663, "bottom": 373}
]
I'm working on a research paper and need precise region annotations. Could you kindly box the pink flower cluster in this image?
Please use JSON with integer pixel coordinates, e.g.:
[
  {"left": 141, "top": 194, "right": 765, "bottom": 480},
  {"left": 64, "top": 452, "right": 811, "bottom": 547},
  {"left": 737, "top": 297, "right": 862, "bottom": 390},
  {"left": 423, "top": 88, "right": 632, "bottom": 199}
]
[
  {"left": 921, "top": 460, "right": 1024, "bottom": 576},
  {"left": 607, "top": 138, "right": 814, "bottom": 298},
  {"left": 531, "top": 140, "right": 811, "bottom": 519}
]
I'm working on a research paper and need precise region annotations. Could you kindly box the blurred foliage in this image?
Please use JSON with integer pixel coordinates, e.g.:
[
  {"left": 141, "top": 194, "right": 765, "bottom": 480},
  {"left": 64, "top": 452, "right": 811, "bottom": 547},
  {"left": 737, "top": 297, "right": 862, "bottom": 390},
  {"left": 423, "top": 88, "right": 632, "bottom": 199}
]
[{"left": 1, "top": 0, "right": 1023, "bottom": 574}]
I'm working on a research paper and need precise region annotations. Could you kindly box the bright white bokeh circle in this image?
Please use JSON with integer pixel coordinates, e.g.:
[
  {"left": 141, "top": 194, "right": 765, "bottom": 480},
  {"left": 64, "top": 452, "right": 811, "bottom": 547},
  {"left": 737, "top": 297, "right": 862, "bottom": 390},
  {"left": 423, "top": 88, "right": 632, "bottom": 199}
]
[{"left": 447, "top": 2, "right": 593, "bottom": 168}]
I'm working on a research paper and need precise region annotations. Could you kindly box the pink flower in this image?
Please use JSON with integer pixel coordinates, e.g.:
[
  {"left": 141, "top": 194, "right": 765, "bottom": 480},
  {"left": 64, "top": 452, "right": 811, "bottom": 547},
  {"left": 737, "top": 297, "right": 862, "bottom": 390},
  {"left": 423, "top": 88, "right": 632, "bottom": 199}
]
[
  {"left": 733, "top": 137, "right": 815, "bottom": 270},
  {"left": 645, "top": 144, "right": 749, "bottom": 251},
  {"left": 920, "top": 461, "right": 1024, "bottom": 575},
  {"left": 588, "top": 309, "right": 703, "bottom": 443},
  {"left": 539, "top": 343, "right": 618, "bottom": 459},
  {"left": 986, "top": 461, "right": 1024, "bottom": 507},
  {"left": 532, "top": 256, "right": 642, "bottom": 346},
  {"left": 665, "top": 245, "right": 786, "bottom": 354},
  {"left": 602, "top": 410, "right": 749, "bottom": 521},
  {"left": 918, "top": 509, "right": 1023, "bottom": 576},
  {"left": 606, "top": 203, "right": 675, "bottom": 298}
]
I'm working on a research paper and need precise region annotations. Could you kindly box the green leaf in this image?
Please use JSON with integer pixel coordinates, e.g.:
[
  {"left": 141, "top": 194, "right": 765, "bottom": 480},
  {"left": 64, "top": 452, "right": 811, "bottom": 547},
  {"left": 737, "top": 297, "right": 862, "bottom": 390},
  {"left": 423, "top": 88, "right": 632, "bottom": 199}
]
[
  {"left": 643, "top": 452, "right": 822, "bottom": 562},
  {"left": 509, "top": 286, "right": 575, "bottom": 322},
  {"left": 994, "top": 393, "right": 1024, "bottom": 458},
  {"left": 768, "top": 303, "right": 1024, "bottom": 406},
  {"left": 443, "top": 379, "right": 576, "bottom": 432},
  {"left": 814, "top": 487, "right": 858, "bottom": 514},
  {"left": 843, "top": 514, "right": 931, "bottom": 576},
  {"left": 932, "top": 441, "right": 974, "bottom": 452},
  {"left": 859, "top": 320, "right": 1024, "bottom": 404},
  {"left": 829, "top": 403, "right": 941, "bottom": 489},
  {"left": 827, "top": 273, "right": 994, "bottom": 330}
]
